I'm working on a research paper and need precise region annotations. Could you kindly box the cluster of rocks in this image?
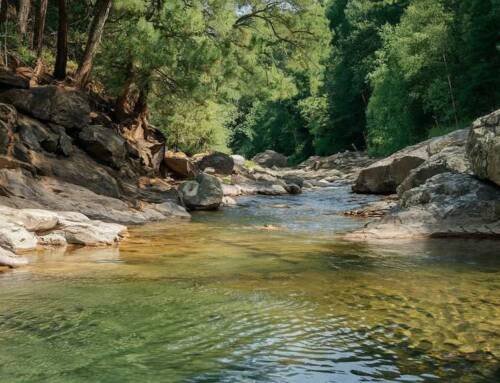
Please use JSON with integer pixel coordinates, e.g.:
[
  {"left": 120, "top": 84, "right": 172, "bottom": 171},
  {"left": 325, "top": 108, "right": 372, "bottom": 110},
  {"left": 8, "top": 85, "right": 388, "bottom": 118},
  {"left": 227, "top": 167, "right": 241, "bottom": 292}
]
[
  {"left": 165, "top": 150, "right": 306, "bottom": 209},
  {"left": 0, "top": 206, "right": 127, "bottom": 267},
  {"left": 347, "top": 109, "right": 500, "bottom": 239},
  {"left": 285, "top": 151, "right": 376, "bottom": 187},
  {"left": 0, "top": 69, "right": 193, "bottom": 267}
]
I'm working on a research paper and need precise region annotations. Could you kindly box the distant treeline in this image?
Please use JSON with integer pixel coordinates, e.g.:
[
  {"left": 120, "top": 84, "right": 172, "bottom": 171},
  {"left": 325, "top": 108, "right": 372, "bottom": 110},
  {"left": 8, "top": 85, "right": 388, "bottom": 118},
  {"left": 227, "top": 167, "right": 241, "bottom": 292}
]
[{"left": 2, "top": 0, "right": 499, "bottom": 160}]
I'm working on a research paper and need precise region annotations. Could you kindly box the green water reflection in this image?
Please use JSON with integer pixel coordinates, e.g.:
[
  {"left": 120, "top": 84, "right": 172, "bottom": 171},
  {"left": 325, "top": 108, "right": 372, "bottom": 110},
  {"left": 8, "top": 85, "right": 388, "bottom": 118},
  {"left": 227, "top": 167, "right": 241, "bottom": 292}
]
[{"left": 0, "top": 189, "right": 499, "bottom": 382}]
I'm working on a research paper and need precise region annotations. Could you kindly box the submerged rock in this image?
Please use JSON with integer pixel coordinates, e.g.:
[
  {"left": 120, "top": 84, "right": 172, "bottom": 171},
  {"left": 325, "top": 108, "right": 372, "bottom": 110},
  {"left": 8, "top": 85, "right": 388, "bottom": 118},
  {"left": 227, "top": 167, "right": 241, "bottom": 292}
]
[
  {"left": 179, "top": 173, "right": 223, "bottom": 210},
  {"left": 253, "top": 150, "right": 288, "bottom": 168}
]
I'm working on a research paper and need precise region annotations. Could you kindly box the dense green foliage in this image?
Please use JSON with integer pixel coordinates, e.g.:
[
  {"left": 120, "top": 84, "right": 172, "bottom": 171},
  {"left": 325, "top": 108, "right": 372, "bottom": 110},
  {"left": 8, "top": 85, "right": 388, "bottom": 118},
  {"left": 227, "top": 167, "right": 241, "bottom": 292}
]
[
  {"left": 232, "top": 0, "right": 499, "bottom": 158},
  {"left": 3, "top": 0, "right": 499, "bottom": 158}
]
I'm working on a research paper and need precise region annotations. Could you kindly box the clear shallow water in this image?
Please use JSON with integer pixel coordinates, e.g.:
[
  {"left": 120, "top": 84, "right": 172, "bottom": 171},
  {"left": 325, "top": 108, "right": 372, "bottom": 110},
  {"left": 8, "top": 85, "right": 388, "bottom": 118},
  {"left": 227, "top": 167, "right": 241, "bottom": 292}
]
[{"left": 0, "top": 187, "right": 499, "bottom": 382}]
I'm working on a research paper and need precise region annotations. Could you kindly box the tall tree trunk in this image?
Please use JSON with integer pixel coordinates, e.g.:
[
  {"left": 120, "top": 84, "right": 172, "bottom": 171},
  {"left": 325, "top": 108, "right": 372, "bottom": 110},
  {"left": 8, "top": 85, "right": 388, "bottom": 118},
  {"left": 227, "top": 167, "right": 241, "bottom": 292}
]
[
  {"left": 54, "top": 0, "right": 68, "bottom": 80},
  {"left": 33, "top": 0, "right": 48, "bottom": 56},
  {"left": 0, "top": 0, "right": 8, "bottom": 24},
  {"left": 442, "top": 52, "right": 459, "bottom": 129},
  {"left": 17, "top": 0, "right": 30, "bottom": 36},
  {"left": 75, "top": 0, "right": 112, "bottom": 87}
]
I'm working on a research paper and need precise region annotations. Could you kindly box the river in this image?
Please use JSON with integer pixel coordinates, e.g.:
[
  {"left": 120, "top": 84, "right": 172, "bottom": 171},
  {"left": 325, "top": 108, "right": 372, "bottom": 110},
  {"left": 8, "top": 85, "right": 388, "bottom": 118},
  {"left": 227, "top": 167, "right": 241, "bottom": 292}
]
[{"left": 0, "top": 187, "right": 499, "bottom": 382}]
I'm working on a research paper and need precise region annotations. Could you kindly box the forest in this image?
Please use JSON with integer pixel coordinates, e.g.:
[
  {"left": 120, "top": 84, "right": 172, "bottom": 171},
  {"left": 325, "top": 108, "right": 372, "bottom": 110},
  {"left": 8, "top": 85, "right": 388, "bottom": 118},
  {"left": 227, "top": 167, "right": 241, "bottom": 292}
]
[{"left": 2, "top": 0, "right": 499, "bottom": 162}]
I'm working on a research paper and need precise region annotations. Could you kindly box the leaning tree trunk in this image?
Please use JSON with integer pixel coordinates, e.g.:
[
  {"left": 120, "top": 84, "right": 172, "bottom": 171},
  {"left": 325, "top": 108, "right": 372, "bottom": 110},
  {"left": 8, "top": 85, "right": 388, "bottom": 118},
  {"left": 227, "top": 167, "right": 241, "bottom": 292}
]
[
  {"left": 17, "top": 0, "right": 30, "bottom": 36},
  {"left": 33, "top": 0, "right": 48, "bottom": 56},
  {"left": 54, "top": 0, "right": 68, "bottom": 80},
  {"left": 75, "top": 0, "right": 112, "bottom": 87}
]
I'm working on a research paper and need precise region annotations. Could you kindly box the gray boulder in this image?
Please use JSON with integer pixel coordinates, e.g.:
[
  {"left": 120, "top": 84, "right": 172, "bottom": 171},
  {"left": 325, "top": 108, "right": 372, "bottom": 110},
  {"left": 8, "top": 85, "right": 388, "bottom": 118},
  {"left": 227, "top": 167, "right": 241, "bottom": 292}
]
[
  {"left": 0, "top": 220, "right": 38, "bottom": 252},
  {"left": 466, "top": 109, "right": 500, "bottom": 186},
  {"left": 179, "top": 173, "right": 223, "bottom": 210},
  {"left": 78, "top": 125, "right": 127, "bottom": 169},
  {"left": 353, "top": 142, "right": 429, "bottom": 194},
  {"left": 347, "top": 172, "right": 500, "bottom": 239},
  {"left": 0, "top": 247, "right": 28, "bottom": 268},
  {"left": 397, "top": 145, "right": 472, "bottom": 195},
  {"left": 231, "top": 154, "right": 246, "bottom": 166},
  {"left": 0, "top": 86, "right": 90, "bottom": 130},
  {"left": 0, "top": 68, "right": 29, "bottom": 89},
  {"left": 198, "top": 152, "right": 234, "bottom": 175},
  {"left": 253, "top": 150, "right": 288, "bottom": 168}
]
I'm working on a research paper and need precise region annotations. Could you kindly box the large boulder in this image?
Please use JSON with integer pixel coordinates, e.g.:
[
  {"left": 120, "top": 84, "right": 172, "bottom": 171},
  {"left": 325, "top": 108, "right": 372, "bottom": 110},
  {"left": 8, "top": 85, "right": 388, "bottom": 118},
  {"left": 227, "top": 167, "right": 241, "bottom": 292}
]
[
  {"left": 57, "top": 212, "right": 127, "bottom": 246},
  {"left": 0, "top": 86, "right": 90, "bottom": 131},
  {"left": 0, "top": 247, "right": 28, "bottom": 268},
  {"left": 466, "top": 109, "right": 500, "bottom": 186},
  {"left": 78, "top": 125, "right": 126, "bottom": 169},
  {"left": 427, "top": 128, "right": 469, "bottom": 155},
  {"left": 252, "top": 150, "right": 288, "bottom": 168},
  {"left": 0, "top": 220, "right": 38, "bottom": 252},
  {"left": 198, "top": 152, "right": 234, "bottom": 175},
  {"left": 0, "top": 68, "right": 29, "bottom": 89},
  {"left": 0, "top": 206, "right": 59, "bottom": 231},
  {"left": 397, "top": 145, "right": 471, "bottom": 195},
  {"left": 347, "top": 172, "right": 500, "bottom": 239},
  {"left": 353, "top": 142, "right": 429, "bottom": 194},
  {"left": 179, "top": 173, "right": 223, "bottom": 210},
  {"left": 231, "top": 154, "right": 246, "bottom": 166},
  {"left": 164, "top": 151, "right": 197, "bottom": 178}
]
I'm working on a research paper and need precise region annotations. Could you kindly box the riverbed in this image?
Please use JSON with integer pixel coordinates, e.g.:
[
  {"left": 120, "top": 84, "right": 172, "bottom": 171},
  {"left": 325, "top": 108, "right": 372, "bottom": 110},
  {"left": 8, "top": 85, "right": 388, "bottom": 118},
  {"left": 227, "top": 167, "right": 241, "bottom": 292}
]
[{"left": 0, "top": 187, "right": 499, "bottom": 382}]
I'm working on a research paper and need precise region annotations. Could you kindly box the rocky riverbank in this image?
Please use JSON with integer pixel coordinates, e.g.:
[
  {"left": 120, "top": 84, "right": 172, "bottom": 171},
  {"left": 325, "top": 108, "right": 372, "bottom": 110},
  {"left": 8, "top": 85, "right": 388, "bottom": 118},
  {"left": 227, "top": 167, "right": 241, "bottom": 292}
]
[
  {"left": 346, "top": 109, "right": 500, "bottom": 240},
  {"left": 0, "top": 67, "right": 498, "bottom": 268}
]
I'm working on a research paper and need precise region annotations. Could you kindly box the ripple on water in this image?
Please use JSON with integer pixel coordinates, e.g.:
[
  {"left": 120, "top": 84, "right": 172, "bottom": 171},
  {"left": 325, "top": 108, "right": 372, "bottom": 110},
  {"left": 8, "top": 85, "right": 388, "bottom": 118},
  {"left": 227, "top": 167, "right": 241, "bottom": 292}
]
[{"left": 0, "top": 188, "right": 499, "bottom": 382}]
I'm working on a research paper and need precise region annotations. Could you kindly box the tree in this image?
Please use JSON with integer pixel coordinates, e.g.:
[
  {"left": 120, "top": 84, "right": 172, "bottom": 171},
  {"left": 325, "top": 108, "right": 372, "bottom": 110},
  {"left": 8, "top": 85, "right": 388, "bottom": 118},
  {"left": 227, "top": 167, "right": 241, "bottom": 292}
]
[
  {"left": 366, "top": 0, "right": 454, "bottom": 155},
  {"left": 75, "top": 0, "right": 113, "bottom": 87},
  {"left": 33, "top": 0, "right": 48, "bottom": 56},
  {"left": 17, "top": 0, "right": 30, "bottom": 37},
  {"left": 321, "top": 0, "right": 409, "bottom": 154},
  {"left": 54, "top": 0, "right": 68, "bottom": 80}
]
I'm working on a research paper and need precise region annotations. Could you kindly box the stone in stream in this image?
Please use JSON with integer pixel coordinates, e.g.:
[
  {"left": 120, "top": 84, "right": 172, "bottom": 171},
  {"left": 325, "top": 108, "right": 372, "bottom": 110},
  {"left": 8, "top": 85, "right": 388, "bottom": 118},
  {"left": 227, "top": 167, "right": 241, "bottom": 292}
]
[
  {"left": 179, "top": 173, "right": 223, "bottom": 210},
  {"left": 285, "top": 183, "right": 302, "bottom": 195},
  {"left": 346, "top": 172, "right": 500, "bottom": 239},
  {"left": 231, "top": 154, "right": 246, "bottom": 166},
  {"left": 353, "top": 128, "right": 470, "bottom": 195},
  {"left": 0, "top": 247, "right": 28, "bottom": 268},
  {"left": 0, "top": 220, "right": 38, "bottom": 253},
  {"left": 197, "top": 152, "right": 234, "bottom": 175},
  {"left": 353, "top": 142, "right": 429, "bottom": 194},
  {"left": 397, "top": 145, "right": 472, "bottom": 196},
  {"left": 252, "top": 150, "right": 288, "bottom": 168}
]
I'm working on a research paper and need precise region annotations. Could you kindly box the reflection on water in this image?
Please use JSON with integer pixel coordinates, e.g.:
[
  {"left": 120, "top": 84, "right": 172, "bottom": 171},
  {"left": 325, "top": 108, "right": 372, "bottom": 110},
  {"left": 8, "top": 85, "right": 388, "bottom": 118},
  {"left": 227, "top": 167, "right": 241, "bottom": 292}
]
[{"left": 0, "top": 188, "right": 499, "bottom": 382}]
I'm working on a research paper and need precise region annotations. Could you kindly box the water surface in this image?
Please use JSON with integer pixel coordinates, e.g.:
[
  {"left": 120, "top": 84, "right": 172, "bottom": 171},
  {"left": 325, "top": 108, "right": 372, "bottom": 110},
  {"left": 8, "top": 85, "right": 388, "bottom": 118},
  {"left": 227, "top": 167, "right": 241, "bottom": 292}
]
[{"left": 0, "top": 187, "right": 499, "bottom": 382}]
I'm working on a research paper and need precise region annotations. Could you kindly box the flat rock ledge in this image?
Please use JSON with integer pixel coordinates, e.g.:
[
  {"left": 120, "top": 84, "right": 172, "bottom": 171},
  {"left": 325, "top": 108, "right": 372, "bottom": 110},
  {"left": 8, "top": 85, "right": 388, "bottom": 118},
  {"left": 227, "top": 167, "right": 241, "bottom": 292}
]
[
  {"left": 0, "top": 206, "right": 128, "bottom": 268},
  {"left": 344, "top": 172, "right": 500, "bottom": 240}
]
